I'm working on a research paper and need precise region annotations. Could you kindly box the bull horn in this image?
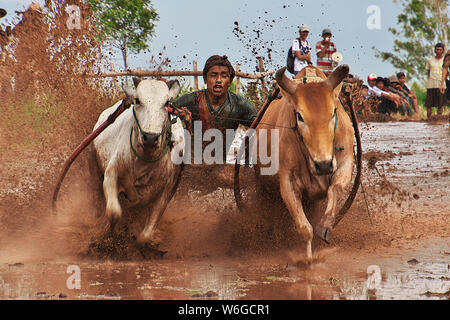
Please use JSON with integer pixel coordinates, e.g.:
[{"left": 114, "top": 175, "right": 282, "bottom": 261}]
[
  {"left": 275, "top": 67, "right": 297, "bottom": 96},
  {"left": 326, "top": 64, "right": 350, "bottom": 90},
  {"left": 132, "top": 77, "right": 142, "bottom": 88}
]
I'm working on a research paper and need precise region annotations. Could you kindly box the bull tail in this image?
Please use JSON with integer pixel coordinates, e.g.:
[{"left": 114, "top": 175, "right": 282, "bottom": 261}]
[
  {"left": 52, "top": 98, "right": 131, "bottom": 211},
  {"left": 333, "top": 99, "right": 362, "bottom": 227}
]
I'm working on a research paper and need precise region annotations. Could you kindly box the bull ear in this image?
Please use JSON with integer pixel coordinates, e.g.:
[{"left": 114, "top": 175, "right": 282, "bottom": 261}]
[
  {"left": 326, "top": 64, "right": 350, "bottom": 90},
  {"left": 132, "top": 77, "right": 142, "bottom": 88},
  {"left": 275, "top": 67, "right": 296, "bottom": 96},
  {"left": 167, "top": 79, "right": 181, "bottom": 100}
]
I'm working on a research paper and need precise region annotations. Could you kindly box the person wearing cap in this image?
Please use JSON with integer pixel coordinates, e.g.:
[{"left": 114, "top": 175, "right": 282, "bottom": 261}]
[
  {"left": 174, "top": 55, "right": 257, "bottom": 161},
  {"left": 315, "top": 28, "right": 337, "bottom": 74},
  {"left": 291, "top": 24, "right": 312, "bottom": 75},
  {"left": 397, "top": 72, "right": 419, "bottom": 113},
  {"left": 366, "top": 73, "right": 402, "bottom": 114},
  {"left": 425, "top": 43, "right": 445, "bottom": 119}
]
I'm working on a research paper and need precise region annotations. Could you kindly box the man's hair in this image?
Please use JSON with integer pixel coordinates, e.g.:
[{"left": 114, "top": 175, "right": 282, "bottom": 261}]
[
  {"left": 376, "top": 76, "right": 384, "bottom": 83},
  {"left": 397, "top": 72, "right": 406, "bottom": 79},
  {"left": 203, "top": 55, "right": 235, "bottom": 82},
  {"left": 435, "top": 42, "right": 445, "bottom": 49},
  {"left": 361, "top": 85, "right": 368, "bottom": 89}
]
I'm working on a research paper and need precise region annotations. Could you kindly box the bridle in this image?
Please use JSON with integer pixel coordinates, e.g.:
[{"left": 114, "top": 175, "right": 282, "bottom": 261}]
[
  {"left": 129, "top": 101, "right": 186, "bottom": 163},
  {"left": 291, "top": 106, "right": 344, "bottom": 174}
]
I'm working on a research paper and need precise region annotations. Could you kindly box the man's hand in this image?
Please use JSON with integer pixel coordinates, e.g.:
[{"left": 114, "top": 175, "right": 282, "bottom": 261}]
[
  {"left": 181, "top": 107, "right": 192, "bottom": 133},
  {"left": 304, "top": 52, "right": 311, "bottom": 61},
  {"left": 440, "top": 83, "right": 446, "bottom": 95}
]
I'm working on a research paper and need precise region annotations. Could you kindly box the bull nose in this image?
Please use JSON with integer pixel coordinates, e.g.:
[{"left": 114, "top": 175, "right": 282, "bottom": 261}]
[
  {"left": 142, "top": 132, "right": 160, "bottom": 146},
  {"left": 314, "top": 160, "right": 333, "bottom": 176}
]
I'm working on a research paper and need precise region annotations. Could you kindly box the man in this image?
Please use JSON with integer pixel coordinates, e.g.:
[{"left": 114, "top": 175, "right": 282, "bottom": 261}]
[
  {"left": 397, "top": 72, "right": 419, "bottom": 113},
  {"left": 425, "top": 43, "right": 445, "bottom": 119},
  {"left": 291, "top": 24, "right": 312, "bottom": 75},
  {"left": 387, "top": 74, "right": 412, "bottom": 116},
  {"left": 440, "top": 49, "right": 450, "bottom": 106},
  {"left": 174, "top": 55, "right": 257, "bottom": 164},
  {"left": 367, "top": 73, "right": 402, "bottom": 114},
  {"left": 316, "top": 28, "right": 337, "bottom": 74}
]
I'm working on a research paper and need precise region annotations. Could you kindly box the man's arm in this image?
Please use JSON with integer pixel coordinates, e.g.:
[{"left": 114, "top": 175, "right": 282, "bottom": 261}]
[
  {"left": 440, "top": 56, "right": 449, "bottom": 94},
  {"left": 316, "top": 41, "right": 329, "bottom": 59}
]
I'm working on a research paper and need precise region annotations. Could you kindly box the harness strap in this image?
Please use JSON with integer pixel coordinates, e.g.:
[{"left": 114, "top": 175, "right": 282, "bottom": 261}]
[{"left": 130, "top": 105, "right": 173, "bottom": 163}]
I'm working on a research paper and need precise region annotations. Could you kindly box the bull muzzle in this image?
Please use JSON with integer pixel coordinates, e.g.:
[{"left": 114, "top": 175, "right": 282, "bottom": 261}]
[
  {"left": 142, "top": 132, "right": 161, "bottom": 147},
  {"left": 313, "top": 159, "right": 334, "bottom": 176}
]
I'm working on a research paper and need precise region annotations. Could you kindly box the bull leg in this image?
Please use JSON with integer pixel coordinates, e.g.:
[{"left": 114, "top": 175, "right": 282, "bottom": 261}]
[
  {"left": 103, "top": 163, "right": 122, "bottom": 232},
  {"left": 316, "top": 158, "right": 353, "bottom": 242},
  {"left": 137, "top": 192, "right": 170, "bottom": 247},
  {"left": 122, "top": 176, "right": 140, "bottom": 207},
  {"left": 279, "top": 174, "right": 313, "bottom": 260}
]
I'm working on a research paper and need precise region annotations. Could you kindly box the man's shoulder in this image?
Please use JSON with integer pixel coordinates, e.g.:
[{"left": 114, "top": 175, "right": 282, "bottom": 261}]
[
  {"left": 174, "top": 90, "right": 202, "bottom": 105},
  {"left": 229, "top": 92, "right": 256, "bottom": 109}
]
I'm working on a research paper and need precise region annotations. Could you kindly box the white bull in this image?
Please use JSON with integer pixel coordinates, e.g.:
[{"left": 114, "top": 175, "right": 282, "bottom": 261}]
[{"left": 93, "top": 78, "right": 184, "bottom": 249}]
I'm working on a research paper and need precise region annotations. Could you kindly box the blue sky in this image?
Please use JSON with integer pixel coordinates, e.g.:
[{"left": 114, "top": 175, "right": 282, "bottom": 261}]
[{"left": 0, "top": 0, "right": 431, "bottom": 85}]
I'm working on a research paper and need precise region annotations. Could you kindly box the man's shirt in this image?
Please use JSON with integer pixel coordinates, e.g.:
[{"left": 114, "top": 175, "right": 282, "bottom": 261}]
[
  {"left": 316, "top": 40, "right": 337, "bottom": 72},
  {"left": 174, "top": 90, "right": 257, "bottom": 160},
  {"left": 367, "top": 84, "right": 390, "bottom": 98},
  {"left": 426, "top": 56, "right": 444, "bottom": 89},
  {"left": 292, "top": 39, "right": 312, "bottom": 72},
  {"left": 174, "top": 89, "right": 257, "bottom": 133}
]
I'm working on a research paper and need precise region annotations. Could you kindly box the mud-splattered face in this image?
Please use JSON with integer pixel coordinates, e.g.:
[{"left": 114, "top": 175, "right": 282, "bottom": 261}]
[{"left": 206, "top": 65, "right": 231, "bottom": 99}]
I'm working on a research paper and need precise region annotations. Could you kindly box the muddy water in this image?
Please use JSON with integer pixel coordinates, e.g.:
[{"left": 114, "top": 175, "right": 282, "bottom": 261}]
[{"left": 0, "top": 122, "right": 449, "bottom": 300}]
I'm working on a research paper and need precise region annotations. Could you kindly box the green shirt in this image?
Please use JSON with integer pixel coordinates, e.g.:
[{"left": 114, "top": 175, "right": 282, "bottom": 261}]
[{"left": 174, "top": 89, "right": 257, "bottom": 132}]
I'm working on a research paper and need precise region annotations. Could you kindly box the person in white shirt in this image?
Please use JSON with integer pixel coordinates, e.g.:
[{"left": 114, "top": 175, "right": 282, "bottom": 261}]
[
  {"left": 366, "top": 73, "right": 402, "bottom": 114},
  {"left": 292, "top": 24, "right": 312, "bottom": 75}
]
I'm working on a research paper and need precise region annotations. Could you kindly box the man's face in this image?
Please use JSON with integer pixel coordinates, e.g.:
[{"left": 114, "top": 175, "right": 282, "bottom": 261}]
[
  {"left": 323, "top": 33, "right": 332, "bottom": 41},
  {"left": 398, "top": 76, "right": 406, "bottom": 86},
  {"left": 376, "top": 81, "right": 384, "bottom": 90},
  {"left": 368, "top": 79, "right": 376, "bottom": 87},
  {"left": 299, "top": 30, "right": 309, "bottom": 40},
  {"left": 392, "top": 82, "right": 401, "bottom": 90},
  {"left": 206, "top": 65, "right": 231, "bottom": 98},
  {"left": 435, "top": 47, "right": 444, "bottom": 57}
]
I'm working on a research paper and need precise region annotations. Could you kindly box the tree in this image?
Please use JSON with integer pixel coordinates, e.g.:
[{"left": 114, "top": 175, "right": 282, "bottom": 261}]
[
  {"left": 374, "top": 0, "right": 449, "bottom": 84},
  {"left": 86, "top": 0, "right": 159, "bottom": 72}
]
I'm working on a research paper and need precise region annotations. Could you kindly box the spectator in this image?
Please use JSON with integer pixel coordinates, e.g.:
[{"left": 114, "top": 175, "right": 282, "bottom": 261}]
[
  {"left": 361, "top": 84, "right": 369, "bottom": 98},
  {"left": 367, "top": 73, "right": 401, "bottom": 114},
  {"left": 316, "top": 28, "right": 337, "bottom": 74},
  {"left": 291, "top": 24, "right": 312, "bottom": 75},
  {"left": 387, "top": 74, "right": 413, "bottom": 116},
  {"left": 425, "top": 43, "right": 445, "bottom": 119},
  {"left": 440, "top": 49, "right": 450, "bottom": 106},
  {"left": 397, "top": 72, "right": 419, "bottom": 113}
]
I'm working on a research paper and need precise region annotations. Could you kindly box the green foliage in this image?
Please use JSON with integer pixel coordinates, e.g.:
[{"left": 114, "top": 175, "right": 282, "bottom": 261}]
[
  {"left": 86, "top": 0, "right": 159, "bottom": 70},
  {"left": 374, "top": 0, "right": 449, "bottom": 84}
]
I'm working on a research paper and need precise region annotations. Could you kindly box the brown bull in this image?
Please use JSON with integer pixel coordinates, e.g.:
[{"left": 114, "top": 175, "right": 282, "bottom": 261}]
[{"left": 254, "top": 65, "right": 354, "bottom": 260}]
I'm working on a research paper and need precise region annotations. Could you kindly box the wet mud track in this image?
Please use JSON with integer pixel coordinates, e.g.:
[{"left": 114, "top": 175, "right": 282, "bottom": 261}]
[{"left": 0, "top": 122, "right": 449, "bottom": 300}]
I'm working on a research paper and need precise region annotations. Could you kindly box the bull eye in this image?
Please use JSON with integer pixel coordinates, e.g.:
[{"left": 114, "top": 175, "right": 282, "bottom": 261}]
[{"left": 296, "top": 111, "right": 304, "bottom": 123}]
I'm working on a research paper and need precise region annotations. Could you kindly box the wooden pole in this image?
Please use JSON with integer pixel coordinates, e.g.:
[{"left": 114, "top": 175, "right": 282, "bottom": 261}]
[
  {"left": 88, "top": 69, "right": 268, "bottom": 80},
  {"left": 193, "top": 60, "right": 199, "bottom": 90},
  {"left": 258, "top": 57, "right": 268, "bottom": 100},
  {"left": 236, "top": 64, "right": 241, "bottom": 95}
]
